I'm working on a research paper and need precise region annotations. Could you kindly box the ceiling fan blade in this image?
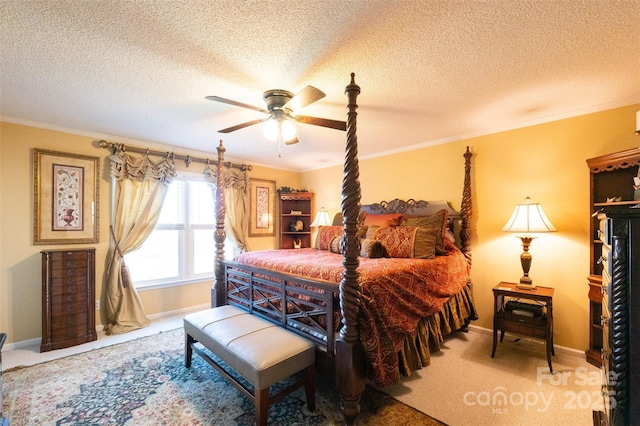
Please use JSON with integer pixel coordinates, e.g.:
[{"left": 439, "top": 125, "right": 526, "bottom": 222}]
[
  {"left": 285, "top": 135, "right": 299, "bottom": 145},
  {"left": 294, "top": 115, "right": 347, "bottom": 131},
  {"left": 206, "top": 95, "right": 266, "bottom": 113},
  {"left": 284, "top": 85, "right": 326, "bottom": 111},
  {"left": 218, "top": 118, "right": 267, "bottom": 133}
]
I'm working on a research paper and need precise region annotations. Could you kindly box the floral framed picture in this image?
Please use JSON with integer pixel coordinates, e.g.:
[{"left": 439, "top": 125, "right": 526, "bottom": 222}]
[
  {"left": 249, "top": 178, "right": 276, "bottom": 237},
  {"left": 33, "top": 149, "right": 100, "bottom": 244}
]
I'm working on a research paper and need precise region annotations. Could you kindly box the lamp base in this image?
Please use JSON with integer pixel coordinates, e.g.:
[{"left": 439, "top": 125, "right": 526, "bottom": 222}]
[{"left": 517, "top": 278, "right": 536, "bottom": 291}]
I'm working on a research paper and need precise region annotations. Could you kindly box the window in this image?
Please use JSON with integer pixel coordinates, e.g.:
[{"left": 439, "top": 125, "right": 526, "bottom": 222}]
[{"left": 125, "top": 173, "right": 235, "bottom": 290}]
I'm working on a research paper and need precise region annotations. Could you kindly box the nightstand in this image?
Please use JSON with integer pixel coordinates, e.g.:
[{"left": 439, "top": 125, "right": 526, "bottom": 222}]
[{"left": 491, "top": 282, "right": 555, "bottom": 372}]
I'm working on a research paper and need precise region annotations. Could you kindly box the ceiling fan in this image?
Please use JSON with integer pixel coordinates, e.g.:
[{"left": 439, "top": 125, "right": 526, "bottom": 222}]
[{"left": 206, "top": 85, "right": 346, "bottom": 145}]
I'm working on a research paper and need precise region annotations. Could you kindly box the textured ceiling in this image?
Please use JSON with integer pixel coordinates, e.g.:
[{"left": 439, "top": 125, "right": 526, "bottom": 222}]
[{"left": 2, "top": 1, "right": 639, "bottom": 171}]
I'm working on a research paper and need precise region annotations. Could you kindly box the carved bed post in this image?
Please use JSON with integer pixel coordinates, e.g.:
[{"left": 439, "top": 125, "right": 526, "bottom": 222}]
[
  {"left": 336, "top": 73, "right": 366, "bottom": 425},
  {"left": 212, "top": 140, "right": 227, "bottom": 307},
  {"left": 460, "top": 147, "right": 473, "bottom": 271}
]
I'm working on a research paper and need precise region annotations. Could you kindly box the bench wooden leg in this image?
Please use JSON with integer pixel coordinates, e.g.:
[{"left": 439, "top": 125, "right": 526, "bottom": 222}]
[
  {"left": 256, "top": 387, "right": 270, "bottom": 426},
  {"left": 185, "top": 333, "right": 194, "bottom": 368},
  {"left": 304, "top": 365, "right": 316, "bottom": 411}
]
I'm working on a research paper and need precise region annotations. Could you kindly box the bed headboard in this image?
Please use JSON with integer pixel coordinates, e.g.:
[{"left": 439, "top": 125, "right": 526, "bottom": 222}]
[
  {"left": 361, "top": 199, "right": 459, "bottom": 219},
  {"left": 331, "top": 198, "right": 464, "bottom": 249},
  {"left": 332, "top": 199, "right": 460, "bottom": 226}
]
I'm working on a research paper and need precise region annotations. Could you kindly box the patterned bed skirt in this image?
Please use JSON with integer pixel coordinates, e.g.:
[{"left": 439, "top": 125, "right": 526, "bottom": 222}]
[{"left": 398, "top": 284, "right": 478, "bottom": 377}]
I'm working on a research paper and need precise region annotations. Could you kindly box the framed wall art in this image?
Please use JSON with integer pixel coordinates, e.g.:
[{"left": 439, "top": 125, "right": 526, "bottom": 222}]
[
  {"left": 249, "top": 178, "right": 276, "bottom": 237},
  {"left": 33, "top": 149, "right": 99, "bottom": 244}
]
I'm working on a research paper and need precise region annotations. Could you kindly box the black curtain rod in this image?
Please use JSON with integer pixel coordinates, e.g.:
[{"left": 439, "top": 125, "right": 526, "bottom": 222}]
[{"left": 97, "top": 140, "right": 252, "bottom": 171}]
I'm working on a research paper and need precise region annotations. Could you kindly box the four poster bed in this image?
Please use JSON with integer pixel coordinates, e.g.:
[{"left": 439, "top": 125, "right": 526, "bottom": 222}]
[{"left": 210, "top": 73, "right": 475, "bottom": 424}]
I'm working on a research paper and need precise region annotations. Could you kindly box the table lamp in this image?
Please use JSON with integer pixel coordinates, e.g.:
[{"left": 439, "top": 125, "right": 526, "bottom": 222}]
[
  {"left": 310, "top": 208, "right": 331, "bottom": 227},
  {"left": 502, "top": 197, "right": 557, "bottom": 290}
]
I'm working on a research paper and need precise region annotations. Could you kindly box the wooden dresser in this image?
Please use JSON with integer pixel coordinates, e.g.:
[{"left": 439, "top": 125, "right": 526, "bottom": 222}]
[{"left": 40, "top": 248, "right": 97, "bottom": 352}]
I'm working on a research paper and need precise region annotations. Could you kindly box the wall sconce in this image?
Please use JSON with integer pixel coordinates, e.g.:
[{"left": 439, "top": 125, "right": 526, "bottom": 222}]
[
  {"left": 502, "top": 197, "right": 557, "bottom": 290},
  {"left": 310, "top": 208, "right": 332, "bottom": 227}
]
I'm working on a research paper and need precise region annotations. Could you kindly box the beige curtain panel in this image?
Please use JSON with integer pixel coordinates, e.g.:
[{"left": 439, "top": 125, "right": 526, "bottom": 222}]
[
  {"left": 204, "top": 164, "right": 250, "bottom": 253},
  {"left": 105, "top": 151, "right": 176, "bottom": 335}
]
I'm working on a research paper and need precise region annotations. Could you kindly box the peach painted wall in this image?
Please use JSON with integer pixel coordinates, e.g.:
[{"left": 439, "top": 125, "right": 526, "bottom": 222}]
[
  {"left": 0, "top": 121, "right": 301, "bottom": 344},
  {"left": 302, "top": 103, "right": 640, "bottom": 351},
  {"left": 2, "top": 102, "right": 638, "bottom": 351}
]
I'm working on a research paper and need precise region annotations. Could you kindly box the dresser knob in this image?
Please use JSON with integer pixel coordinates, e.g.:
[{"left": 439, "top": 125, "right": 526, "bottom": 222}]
[{"left": 67, "top": 295, "right": 73, "bottom": 302}]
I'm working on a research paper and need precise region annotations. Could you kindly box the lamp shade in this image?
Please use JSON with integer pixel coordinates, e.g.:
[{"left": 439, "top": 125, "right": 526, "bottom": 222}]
[
  {"left": 310, "top": 209, "right": 332, "bottom": 227},
  {"left": 502, "top": 197, "right": 557, "bottom": 233}
]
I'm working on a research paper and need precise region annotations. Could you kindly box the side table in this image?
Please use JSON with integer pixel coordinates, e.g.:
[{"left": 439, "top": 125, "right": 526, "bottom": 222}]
[{"left": 491, "top": 282, "right": 555, "bottom": 372}]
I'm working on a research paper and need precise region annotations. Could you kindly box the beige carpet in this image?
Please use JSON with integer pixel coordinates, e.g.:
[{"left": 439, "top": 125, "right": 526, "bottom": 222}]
[{"left": 377, "top": 328, "right": 602, "bottom": 425}]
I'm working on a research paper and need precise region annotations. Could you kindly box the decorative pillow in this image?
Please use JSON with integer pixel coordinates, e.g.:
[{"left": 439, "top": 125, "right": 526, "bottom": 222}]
[
  {"left": 402, "top": 209, "right": 449, "bottom": 255},
  {"left": 357, "top": 224, "right": 368, "bottom": 239},
  {"left": 363, "top": 213, "right": 404, "bottom": 227},
  {"left": 329, "top": 235, "right": 342, "bottom": 254},
  {"left": 365, "top": 225, "right": 381, "bottom": 240},
  {"left": 315, "top": 226, "right": 342, "bottom": 250},
  {"left": 360, "top": 238, "right": 384, "bottom": 258},
  {"left": 374, "top": 226, "right": 437, "bottom": 259}
]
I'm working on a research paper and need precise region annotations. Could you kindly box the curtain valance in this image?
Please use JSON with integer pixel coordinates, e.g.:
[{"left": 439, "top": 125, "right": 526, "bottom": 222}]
[{"left": 109, "top": 151, "right": 176, "bottom": 183}]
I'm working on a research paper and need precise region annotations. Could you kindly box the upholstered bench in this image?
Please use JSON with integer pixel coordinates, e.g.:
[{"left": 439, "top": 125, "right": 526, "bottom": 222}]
[{"left": 184, "top": 305, "right": 316, "bottom": 426}]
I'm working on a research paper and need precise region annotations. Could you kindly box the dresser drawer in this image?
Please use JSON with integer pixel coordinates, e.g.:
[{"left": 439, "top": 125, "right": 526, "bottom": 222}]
[
  {"left": 50, "top": 322, "right": 91, "bottom": 343},
  {"left": 50, "top": 277, "right": 88, "bottom": 295},
  {"left": 48, "top": 250, "right": 90, "bottom": 266},
  {"left": 49, "top": 268, "right": 90, "bottom": 283},
  {"left": 51, "top": 293, "right": 88, "bottom": 312},
  {"left": 51, "top": 312, "right": 88, "bottom": 330}
]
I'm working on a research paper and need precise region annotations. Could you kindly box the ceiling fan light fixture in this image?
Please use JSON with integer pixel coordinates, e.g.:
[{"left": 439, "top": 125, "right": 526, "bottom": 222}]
[{"left": 262, "top": 117, "right": 297, "bottom": 143}]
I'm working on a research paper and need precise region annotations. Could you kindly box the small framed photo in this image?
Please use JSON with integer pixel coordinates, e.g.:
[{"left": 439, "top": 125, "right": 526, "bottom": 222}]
[
  {"left": 249, "top": 178, "right": 276, "bottom": 237},
  {"left": 33, "top": 149, "right": 100, "bottom": 244}
]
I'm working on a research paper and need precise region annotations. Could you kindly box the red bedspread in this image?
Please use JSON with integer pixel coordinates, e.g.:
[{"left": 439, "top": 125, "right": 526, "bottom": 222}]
[{"left": 233, "top": 241, "right": 470, "bottom": 386}]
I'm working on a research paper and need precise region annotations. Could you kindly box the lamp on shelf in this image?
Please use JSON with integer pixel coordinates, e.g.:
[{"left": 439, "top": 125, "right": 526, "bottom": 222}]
[
  {"left": 310, "top": 208, "right": 332, "bottom": 227},
  {"left": 635, "top": 111, "right": 640, "bottom": 135},
  {"left": 502, "top": 197, "right": 557, "bottom": 290}
]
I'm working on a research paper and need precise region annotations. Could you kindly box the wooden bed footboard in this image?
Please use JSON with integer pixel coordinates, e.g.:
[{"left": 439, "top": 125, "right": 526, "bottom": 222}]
[{"left": 221, "top": 260, "right": 339, "bottom": 357}]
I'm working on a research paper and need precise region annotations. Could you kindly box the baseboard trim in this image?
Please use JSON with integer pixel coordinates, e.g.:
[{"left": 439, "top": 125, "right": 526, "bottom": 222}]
[
  {"left": 3, "top": 303, "right": 210, "bottom": 352},
  {"left": 468, "top": 324, "right": 588, "bottom": 360},
  {"left": 146, "top": 303, "right": 209, "bottom": 320}
]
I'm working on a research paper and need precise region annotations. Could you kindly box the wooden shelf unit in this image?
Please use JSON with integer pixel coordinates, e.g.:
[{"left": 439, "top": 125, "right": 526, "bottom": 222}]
[{"left": 279, "top": 192, "right": 314, "bottom": 249}]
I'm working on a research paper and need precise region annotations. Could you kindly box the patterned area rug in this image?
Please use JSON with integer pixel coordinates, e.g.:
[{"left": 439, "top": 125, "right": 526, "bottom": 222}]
[{"left": 2, "top": 328, "right": 444, "bottom": 425}]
